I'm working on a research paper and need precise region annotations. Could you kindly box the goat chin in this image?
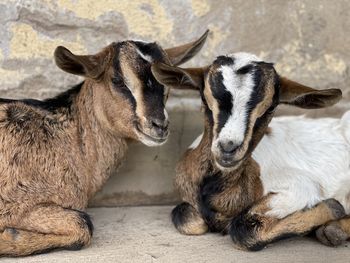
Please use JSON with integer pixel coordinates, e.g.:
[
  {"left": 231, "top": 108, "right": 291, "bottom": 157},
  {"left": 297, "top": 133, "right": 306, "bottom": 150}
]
[
  {"left": 137, "top": 133, "right": 168, "bottom": 147},
  {"left": 213, "top": 160, "right": 242, "bottom": 173}
]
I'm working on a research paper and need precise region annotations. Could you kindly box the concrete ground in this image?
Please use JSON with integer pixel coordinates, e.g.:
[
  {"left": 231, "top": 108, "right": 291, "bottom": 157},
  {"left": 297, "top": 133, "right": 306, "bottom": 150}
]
[{"left": 2, "top": 206, "right": 349, "bottom": 263}]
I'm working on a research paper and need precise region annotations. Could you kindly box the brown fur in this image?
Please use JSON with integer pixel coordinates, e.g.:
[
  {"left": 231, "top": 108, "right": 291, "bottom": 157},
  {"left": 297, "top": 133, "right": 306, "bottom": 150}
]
[
  {"left": 279, "top": 77, "right": 342, "bottom": 109},
  {"left": 173, "top": 113, "right": 263, "bottom": 234},
  {"left": 0, "top": 31, "right": 209, "bottom": 256},
  {"left": 265, "top": 127, "right": 272, "bottom": 136},
  {"left": 231, "top": 195, "right": 345, "bottom": 251},
  {"left": 152, "top": 58, "right": 343, "bottom": 250},
  {"left": 233, "top": 68, "right": 275, "bottom": 160},
  {"left": 0, "top": 78, "right": 125, "bottom": 255}
]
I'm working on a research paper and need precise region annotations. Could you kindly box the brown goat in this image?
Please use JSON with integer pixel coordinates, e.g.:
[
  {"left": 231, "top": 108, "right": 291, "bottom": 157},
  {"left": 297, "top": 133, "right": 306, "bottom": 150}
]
[
  {"left": 152, "top": 52, "right": 348, "bottom": 251},
  {"left": 0, "top": 31, "right": 209, "bottom": 256}
]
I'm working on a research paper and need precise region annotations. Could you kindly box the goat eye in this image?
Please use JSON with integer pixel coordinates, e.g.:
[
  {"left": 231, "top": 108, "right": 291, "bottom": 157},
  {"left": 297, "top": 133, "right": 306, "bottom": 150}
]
[{"left": 112, "top": 76, "right": 124, "bottom": 87}]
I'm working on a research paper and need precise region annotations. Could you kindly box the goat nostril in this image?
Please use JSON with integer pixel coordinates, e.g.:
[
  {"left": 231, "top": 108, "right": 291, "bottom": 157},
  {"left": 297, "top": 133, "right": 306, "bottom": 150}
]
[
  {"left": 151, "top": 119, "right": 168, "bottom": 132},
  {"left": 219, "top": 141, "right": 238, "bottom": 154},
  {"left": 151, "top": 121, "right": 161, "bottom": 129}
]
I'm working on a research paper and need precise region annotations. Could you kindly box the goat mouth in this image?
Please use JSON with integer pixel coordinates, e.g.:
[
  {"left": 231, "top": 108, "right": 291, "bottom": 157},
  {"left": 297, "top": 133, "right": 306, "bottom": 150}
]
[
  {"left": 215, "top": 157, "right": 242, "bottom": 169},
  {"left": 136, "top": 124, "right": 168, "bottom": 144}
]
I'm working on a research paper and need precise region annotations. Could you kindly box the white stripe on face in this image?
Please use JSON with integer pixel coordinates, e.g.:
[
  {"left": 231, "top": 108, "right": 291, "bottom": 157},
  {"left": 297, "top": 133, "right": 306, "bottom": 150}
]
[
  {"left": 214, "top": 53, "right": 262, "bottom": 147},
  {"left": 189, "top": 133, "right": 204, "bottom": 149},
  {"left": 136, "top": 48, "right": 154, "bottom": 62}
]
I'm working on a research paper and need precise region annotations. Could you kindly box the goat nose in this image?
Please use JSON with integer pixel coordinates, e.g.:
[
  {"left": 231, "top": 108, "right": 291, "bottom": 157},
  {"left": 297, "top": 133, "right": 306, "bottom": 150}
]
[
  {"left": 151, "top": 118, "right": 168, "bottom": 129},
  {"left": 150, "top": 118, "right": 169, "bottom": 135},
  {"left": 219, "top": 141, "right": 238, "bottom": 154}
]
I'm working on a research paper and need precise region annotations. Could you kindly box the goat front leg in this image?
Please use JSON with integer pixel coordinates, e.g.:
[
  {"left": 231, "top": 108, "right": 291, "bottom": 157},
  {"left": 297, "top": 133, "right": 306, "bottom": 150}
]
[
  {"left": 316, "top": 216, "right": 350, "bottom": 246},
  {"left": 198, "top": 169, "right": 262, "bottom": 234},
  {"left": 229, "top": 194, "right": 345, "bottom": 251},
  {"left": 171, "top": 202, "right": 208, "bottom": 235},
  {"left": 0, "top": 205, "right": 93, "bottom": 256}
]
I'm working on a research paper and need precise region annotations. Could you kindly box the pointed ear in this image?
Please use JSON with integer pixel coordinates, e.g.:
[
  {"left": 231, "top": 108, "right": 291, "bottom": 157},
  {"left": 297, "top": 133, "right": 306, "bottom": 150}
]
[
  {"left": 164, "top": 30, "right": 209, "bottom": 66},
  {"left": 151, "top": 62, "right": 205, "bottom": 90},
  {"left": 279, "top": 77, "right": 342, "bottom": 109},
  {"left": 54, "top": 46, "right": 106, "bottom": 79}
]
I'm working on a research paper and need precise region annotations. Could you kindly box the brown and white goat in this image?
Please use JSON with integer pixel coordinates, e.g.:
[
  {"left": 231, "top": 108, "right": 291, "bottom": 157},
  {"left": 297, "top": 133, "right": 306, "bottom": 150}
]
[
  {"left": 0, "top": 31, "right": 208, "bottom": 256},
  {"left": 152, "top": 52, "right": 350, "bottom": 251}
]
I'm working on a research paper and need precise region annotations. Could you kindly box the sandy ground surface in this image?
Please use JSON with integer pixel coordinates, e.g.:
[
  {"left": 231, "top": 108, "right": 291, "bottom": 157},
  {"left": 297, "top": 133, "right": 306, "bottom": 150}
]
[{"left": 2, "top": 206, "right": 349, "bottom": 263}]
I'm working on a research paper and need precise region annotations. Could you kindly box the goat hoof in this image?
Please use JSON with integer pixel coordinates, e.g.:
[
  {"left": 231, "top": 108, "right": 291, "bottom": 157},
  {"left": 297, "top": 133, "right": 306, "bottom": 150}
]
[
  {"left": 65, "top": 241, "right": 85, "bottom": 251},
  {"left": 77, "top": 211, "right": 94, "bottom": 237},
  {"left": 323, "top": 199, "right": 346, "bottom": 220},
  {"left": 316, "top": 222, "right": 348, "bottom": 247},
  {"left": 229, "top": 210, "right": 266, "bottom": 251},
  {"left": 171, "top": 202, "right": 208, "bottom": 235}
]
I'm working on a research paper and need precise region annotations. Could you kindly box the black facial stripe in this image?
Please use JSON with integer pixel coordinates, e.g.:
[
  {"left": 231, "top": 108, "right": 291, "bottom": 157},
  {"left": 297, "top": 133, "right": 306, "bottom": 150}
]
[
  {"left": 139, "top": 63, "right": 166, "bottom": 121},
  {"left": 125, "top": 45, "right": 166, "bottom": 121},
  {"left": 209, "top": 56, "right": 236, "bottom": 135},
  {"left": 243, "top": 62, "right": 277, "bottom": 116},
  {"left": 112, "top": 41, "right": 168, "bottom": 122},
  {"left": 236, "top": 64, "right": 254, "bottom": 75},
  {"left": 246, "top": 66, "right": 279, "bottom": 154},
  {"left": 209, "top": 71, "right": 233, "bottom": 135},
  {"left": 243, "top": 67, "right": 266, "bottom": 138},
  {"left": 132, "top": 41, "right": 165, "bottom": 62},
  {"left": 131, "top": 43, "right": 167, "bottom": 121},
  {"left": 246, "top": 67, "right": 265, "bottom": 112},
  {"left": 213, "top": 56, "right": 235, "bottom": 66},
  {"left": 247, "top": 64, "right": 279, "bottom": 117}
]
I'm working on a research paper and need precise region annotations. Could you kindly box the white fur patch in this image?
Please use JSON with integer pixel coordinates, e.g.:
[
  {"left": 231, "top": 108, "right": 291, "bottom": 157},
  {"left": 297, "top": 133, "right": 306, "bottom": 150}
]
[
  {"left": 214, "top": 53, "right": 262, "bottom": 147},
  {"left": 228, "top": 52, "right": 262, "bottom": 69},
  {"left": 189, "top": 133, "right": 203, "bottom": 149},
  {"left": 138, "top": 134, "right": 167, "bottom": 147},
  {"left": 164, "top": 109, "right": 169, "bottom": 121},
  {"left": 252, "top": 112, "right": 350, "bottom": 218},
  {"left": 136, "top": 48, "right": 153, "bottom": 62}
]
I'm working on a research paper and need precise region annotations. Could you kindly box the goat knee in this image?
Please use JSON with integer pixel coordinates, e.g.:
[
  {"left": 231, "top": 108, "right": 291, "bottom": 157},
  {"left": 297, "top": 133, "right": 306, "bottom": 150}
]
[
  {"left": 229, "top": 207, "right": 268, "bottom": 251},
  {"left": 171, "top": 202, "right": 208, "bottom": 235}
]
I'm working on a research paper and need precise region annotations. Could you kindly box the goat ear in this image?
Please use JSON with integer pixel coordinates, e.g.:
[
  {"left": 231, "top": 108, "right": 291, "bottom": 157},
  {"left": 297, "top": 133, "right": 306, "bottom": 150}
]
[
  {"left": 151, "top": 62, "right": 205, "bottom": 90},
  {"left": 279, "top": 77, "right": 342, "bottom": 109},
  {"left": 164, "top": 30, "right": 209, "bottom": 66},
  {"left": 54, "top": 46, "right": 105, "bottom": 79}
]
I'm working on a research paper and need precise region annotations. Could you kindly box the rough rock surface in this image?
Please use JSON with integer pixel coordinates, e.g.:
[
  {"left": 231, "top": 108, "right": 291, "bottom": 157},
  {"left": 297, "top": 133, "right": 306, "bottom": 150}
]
[{"left": 0, "top": 0, "right": 349, "bottom": 205}]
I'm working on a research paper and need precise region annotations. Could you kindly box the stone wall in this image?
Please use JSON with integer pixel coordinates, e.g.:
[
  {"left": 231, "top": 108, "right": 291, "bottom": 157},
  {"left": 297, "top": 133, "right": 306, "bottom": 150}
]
[{"left": 0, "top": 0, "right": 349, "bottom": 206}]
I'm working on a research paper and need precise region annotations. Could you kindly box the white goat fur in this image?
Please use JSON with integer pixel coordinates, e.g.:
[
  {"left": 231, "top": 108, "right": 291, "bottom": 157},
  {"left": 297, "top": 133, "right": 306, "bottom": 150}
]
[{"left": 191, "top": 111, "right": 350, "bottom": 218}]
